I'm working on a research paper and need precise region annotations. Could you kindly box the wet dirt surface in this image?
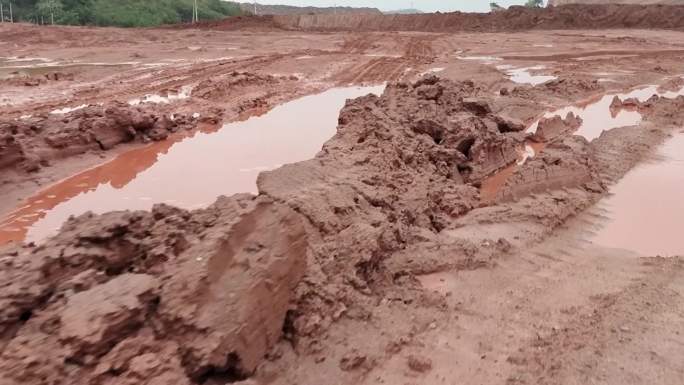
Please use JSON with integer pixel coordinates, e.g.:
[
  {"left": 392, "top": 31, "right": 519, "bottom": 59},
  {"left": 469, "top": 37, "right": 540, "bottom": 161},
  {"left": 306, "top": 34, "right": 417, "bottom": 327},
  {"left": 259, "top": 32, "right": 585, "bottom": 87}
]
[
  {"left": 589, "top": 133, "right": 684, "bottom": 256},
  {"left": 3, "top": 13, "right": 684, "bottom": 385}
]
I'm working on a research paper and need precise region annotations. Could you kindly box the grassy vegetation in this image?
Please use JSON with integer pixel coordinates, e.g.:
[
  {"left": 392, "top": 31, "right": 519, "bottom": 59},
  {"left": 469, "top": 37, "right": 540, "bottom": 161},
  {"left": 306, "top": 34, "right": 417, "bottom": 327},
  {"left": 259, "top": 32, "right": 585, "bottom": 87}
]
[{"left": 10, "top": 0, "right": 242, "bottom": 27}]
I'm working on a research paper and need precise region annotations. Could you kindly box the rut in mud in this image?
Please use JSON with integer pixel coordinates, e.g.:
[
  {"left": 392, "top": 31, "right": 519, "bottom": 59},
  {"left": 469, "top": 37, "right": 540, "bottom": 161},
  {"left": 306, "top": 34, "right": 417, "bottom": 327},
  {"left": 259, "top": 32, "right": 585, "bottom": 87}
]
[{"left": 0, "top": 85, "right": 383, "bottom": 245}]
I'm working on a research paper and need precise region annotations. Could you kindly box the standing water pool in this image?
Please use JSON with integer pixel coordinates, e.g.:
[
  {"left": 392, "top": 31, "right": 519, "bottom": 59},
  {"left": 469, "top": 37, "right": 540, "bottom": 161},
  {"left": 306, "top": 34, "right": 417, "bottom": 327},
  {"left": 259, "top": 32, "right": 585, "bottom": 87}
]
[
  {"left": 589, "top": 133, "right": 684, "bottom": 256},
  {"left": 0, "top": 85, "right": 385, "bottom": 245}
]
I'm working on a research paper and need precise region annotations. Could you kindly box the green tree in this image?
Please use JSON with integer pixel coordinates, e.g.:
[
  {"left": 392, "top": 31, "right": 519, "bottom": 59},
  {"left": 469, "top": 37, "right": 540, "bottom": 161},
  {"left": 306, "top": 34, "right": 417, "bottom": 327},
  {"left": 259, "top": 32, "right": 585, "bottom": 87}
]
[
  {"left": 525, "top": 0, "right": 544, "bottom": 7},
  {"left": 36, "top": 0, "right": 63, "bottom": 24},
  {"left": 8, "top": 0, "right": 241, "bottom": 26}
]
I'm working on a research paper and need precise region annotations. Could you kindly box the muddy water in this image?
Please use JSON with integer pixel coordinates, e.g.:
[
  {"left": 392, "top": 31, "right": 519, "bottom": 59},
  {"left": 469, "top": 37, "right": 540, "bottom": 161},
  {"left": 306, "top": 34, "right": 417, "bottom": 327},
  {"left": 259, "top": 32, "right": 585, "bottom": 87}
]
[
  {"left": 0, "top": 85, "right": 385, "bottom": 245},
  {"left": 497, "top": 64, "right": 557, "bottom": 85},
  {"left": 589, "top": 134, "right": 684, "bottom": 256},
  {"left": 528, "top": 85, "right": 684, "bottom": 141},
  {"left": 481, "top": 84, "right": 684, "bottom": 202}
]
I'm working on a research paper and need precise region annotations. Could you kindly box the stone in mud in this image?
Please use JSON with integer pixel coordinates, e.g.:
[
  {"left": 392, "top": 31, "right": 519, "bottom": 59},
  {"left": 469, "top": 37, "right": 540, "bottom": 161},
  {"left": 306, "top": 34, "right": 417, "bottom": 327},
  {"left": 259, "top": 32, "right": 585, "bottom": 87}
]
[{"left": 0, "top": 195, "right": 308, "bottom": 384}]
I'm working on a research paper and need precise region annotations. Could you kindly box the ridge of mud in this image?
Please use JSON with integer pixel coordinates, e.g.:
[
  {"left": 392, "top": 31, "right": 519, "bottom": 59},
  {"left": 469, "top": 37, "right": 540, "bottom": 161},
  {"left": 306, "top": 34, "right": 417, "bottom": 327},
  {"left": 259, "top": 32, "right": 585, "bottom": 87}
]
[
  {"left": 209, "top": 4, "right": 684, "bottom": 32},
  {"left": 0, "top": 102, "right": 212, "bottom": 176},
  {"left": 3, "top": 78, "right": 684, "bottom": 384}
]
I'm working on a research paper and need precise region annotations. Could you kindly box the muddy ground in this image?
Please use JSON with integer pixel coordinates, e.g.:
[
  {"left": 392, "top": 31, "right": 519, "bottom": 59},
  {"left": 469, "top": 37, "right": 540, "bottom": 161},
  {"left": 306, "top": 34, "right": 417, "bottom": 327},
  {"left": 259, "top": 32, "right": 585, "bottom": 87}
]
[{"left": 1, "top": 11, "right": 684, "bottom": 385}]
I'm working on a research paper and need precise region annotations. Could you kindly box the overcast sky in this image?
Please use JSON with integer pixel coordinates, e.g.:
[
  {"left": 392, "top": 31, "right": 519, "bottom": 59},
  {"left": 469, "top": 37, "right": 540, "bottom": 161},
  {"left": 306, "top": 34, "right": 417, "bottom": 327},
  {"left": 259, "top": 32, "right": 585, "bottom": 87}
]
[{"left": 252, "top": 1, "right": 538, "bottom": 13}]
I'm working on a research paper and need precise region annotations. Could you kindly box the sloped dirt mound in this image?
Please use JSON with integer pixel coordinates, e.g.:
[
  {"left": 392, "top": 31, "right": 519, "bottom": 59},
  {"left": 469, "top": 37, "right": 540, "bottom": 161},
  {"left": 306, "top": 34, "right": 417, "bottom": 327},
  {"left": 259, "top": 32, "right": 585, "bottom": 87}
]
[
  {"left": 257, "top": 76, "right": 532, "bottom": 338},
  {"left": 0, "top": 195, "right": 308, "bottom": 384}
]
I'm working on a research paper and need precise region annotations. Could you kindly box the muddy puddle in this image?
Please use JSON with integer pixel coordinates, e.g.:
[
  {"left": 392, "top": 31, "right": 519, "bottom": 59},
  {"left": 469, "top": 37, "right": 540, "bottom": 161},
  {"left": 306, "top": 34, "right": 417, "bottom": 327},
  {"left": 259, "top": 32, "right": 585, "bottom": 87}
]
[
  {"left": 481, "top": 84, "right": 684, "bottom": 202},
  {"left": 0, "top": 85, "right": 385, "bottom": 245},
  {"left": 588, "top": 133, "right": 684, "bottom": 256},
  {"left": 497, "top": 64, "right": 557, "bottom": 85},
  {"left": 528, "top": 84, "right": 684, "bottom": 141}
]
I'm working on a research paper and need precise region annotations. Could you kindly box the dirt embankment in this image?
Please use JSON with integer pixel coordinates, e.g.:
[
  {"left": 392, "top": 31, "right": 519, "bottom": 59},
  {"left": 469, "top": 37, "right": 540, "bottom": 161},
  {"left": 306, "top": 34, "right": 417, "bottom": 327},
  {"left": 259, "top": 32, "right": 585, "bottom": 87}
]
[{"left": 265, "top": 4, "right": 684, "bottom": 32}]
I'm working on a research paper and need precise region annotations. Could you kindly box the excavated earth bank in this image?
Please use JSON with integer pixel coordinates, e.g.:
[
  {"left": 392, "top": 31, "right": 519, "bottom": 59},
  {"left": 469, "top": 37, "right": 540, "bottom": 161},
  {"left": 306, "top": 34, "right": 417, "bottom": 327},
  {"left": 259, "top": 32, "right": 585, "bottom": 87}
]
[
  {"left": 263, "top": 4, "right": 684, "bottom": 32},
  {"left": 3, "top": 75, "right": 684, "bottom": 384}
]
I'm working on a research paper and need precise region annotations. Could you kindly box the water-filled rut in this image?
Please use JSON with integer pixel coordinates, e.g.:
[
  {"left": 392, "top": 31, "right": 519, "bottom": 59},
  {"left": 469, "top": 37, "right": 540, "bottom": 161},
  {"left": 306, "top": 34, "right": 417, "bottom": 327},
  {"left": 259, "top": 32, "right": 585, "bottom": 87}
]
[{"left": 0, "top": 85, "right": 385, "bottom": 244}]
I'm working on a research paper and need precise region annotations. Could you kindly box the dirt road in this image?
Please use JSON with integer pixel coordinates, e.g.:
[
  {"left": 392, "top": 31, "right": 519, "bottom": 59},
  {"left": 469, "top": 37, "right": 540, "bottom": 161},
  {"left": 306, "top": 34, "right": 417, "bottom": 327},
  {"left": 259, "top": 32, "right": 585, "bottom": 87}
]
[{"left": 1, "top": 11, "right": 684, "bottom": 385}]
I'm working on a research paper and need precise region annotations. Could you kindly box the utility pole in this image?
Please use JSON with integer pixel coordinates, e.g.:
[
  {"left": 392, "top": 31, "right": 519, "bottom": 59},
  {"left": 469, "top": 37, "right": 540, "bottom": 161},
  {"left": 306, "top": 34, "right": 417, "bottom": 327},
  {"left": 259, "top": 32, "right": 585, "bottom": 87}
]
[
  {"left": 193, "top": 0, "right": 198, "bottom": 23},
  {"left": 9, "top": 1, "right": 12, "bottom": 23},
  {"left": 253, "top": 1, "right": 257, "bottom": 16},
  {"left": 1, "top": 3, "right": 4, "bottom": 23}
]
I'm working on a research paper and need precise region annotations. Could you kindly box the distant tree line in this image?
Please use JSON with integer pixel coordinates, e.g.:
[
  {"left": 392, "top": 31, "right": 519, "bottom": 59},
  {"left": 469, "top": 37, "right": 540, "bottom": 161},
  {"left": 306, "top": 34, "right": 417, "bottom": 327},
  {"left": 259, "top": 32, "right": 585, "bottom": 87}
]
[{"left": 7, "top": 0, "right": 242, "bottom": 27}]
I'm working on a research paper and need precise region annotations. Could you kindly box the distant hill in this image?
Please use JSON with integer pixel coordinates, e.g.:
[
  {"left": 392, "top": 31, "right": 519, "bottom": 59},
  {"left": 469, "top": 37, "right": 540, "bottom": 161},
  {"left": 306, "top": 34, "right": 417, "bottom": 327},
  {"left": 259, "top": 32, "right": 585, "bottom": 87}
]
[
  {"left": 234, "top": 2, "right": 381, "bottom": 15},
  {"left": 384, "top": 9, "right": 424, "bottom": 14},
  {"left": 548, "top": 0, "right": 684, "bottom": 5}
]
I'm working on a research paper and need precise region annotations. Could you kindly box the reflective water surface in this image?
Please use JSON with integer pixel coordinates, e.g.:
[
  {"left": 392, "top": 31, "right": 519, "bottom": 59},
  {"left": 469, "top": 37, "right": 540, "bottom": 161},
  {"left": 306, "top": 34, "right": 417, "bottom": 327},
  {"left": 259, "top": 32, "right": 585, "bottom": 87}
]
[
  {"left": 528, "top": 85, "right": 684, "bottom": 141},
  {"left": 0, "top": 85, "right": 384, "bottom": 245},
  {"left": 589, "top": 133, "right": 684, "bottom": 256}
]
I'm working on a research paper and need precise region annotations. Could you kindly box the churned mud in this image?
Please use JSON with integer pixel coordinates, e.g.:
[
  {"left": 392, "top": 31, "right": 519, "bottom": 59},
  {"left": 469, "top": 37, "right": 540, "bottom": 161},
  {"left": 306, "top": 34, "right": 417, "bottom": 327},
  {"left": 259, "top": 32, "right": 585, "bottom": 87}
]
[{"left": 2, "top": 7, "right": 684, "bottom": 385}]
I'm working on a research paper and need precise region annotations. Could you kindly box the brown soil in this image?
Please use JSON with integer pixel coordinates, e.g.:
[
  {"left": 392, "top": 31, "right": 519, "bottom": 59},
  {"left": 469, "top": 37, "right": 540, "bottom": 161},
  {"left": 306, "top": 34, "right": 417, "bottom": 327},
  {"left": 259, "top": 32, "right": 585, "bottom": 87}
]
[
  {"left": 2, "top": 9, "right": 684, "bottom": 385},
  {"left": 263, "top": 4, "right": 684, "bottom": 32}
]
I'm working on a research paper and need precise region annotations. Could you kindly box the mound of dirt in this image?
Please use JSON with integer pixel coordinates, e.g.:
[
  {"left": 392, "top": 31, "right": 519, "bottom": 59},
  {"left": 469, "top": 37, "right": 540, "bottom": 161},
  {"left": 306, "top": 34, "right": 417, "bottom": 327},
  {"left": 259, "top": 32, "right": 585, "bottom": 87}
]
[
  {"left": 0, "top": 195, "right": 308, "bottom": 384},
  {"left": 264, "top": 4, "right": 684, "bottom": 32},
  {"left": 0, "top": 103, "right": 202, "bottom": 175},
  {"left": 193, "top": 71, "right": 287, "bottom": 101},
  {"left": 255, "top": 76, "right": 535, "bottom": 338}
]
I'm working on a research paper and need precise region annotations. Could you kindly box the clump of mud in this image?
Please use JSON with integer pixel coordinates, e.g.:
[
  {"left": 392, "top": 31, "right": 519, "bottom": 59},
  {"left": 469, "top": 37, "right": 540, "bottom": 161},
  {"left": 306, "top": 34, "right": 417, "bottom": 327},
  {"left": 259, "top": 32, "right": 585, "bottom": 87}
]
[
  {"left": 1, "top": 72, "right": 74, "bottom": 87},
  {"left": 0, "top": 195, "right": 307, "bottom": 384},
  {"left": 512, "top": 76, "right": 604, "bottom": 100},
  {"left": 257, "top": 76, "right": 533, "bottom": 338},
  {"left": 0, "top": 103, "right": 203, "bottom": 174},
  {"left": 193, "top": 71, "right": 291, "bottom": 101}
]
